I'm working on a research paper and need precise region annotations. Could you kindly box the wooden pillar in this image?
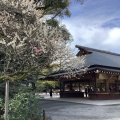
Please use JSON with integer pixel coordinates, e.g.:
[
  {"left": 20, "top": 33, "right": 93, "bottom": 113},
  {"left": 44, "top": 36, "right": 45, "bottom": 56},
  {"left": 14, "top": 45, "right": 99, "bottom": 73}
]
[
  {"left": 115, "top": 79, "right": 119, "bottom": 92},
  {"left": 63, "top": 82, "right": 65, "bottom": 91},
  {"left": 116, "top": 76, "right": 119, "bottom": 92},
  {"left": 60, "top": 81, "right": 65, "bottom": 92},
  {"left": 106, "top": 79, "right": 109, "bottom": 92},
  {"left": 69, "top": 83, "right": 73, "bottom": 91},
  {"left": 79, "top": 83, "right": 81, "bottom": 91},
  {"left": 94, "top": 78, "right": 97, "bottom": 92},
  {"left": 116, "top": 80, "right": 119, "bottom": 92},
  {"left": 60, "top": 81, "right": 62, "bottom": 91},
  {"left": 95, "top": 73, "right": 99, "bottom": 92}
]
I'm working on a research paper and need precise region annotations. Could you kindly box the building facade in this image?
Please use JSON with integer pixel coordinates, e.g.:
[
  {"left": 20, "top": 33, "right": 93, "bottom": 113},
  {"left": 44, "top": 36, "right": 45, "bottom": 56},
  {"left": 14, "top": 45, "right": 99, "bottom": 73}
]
[{"left": 58, "top": 45, "right": 120, "bottom": 100}]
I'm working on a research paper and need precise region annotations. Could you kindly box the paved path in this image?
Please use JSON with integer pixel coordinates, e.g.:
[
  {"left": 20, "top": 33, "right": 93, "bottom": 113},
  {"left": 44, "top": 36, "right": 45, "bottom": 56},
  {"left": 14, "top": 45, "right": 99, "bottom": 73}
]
[
  {"left": 39, "top": 99, "right": 120, "bottom": 120},
  {"left": 38, "top": 93, "right": 120, "bottom": 106},
  {"left": 38, "top": 93, "right": 120, "bottom": 120}
]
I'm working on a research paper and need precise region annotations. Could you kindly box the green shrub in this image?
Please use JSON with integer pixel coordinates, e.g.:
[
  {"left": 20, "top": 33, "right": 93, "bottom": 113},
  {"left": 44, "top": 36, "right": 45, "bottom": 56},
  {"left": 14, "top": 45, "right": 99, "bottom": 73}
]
[
  {"left": 0, "top": 98, "right": 4, "bottom": 120},
  {"left": 9, "top": 92, "right": 41, "bottom": 120},
  {"left": 0, "top": 98, "right": 3, "bottom": 108}
]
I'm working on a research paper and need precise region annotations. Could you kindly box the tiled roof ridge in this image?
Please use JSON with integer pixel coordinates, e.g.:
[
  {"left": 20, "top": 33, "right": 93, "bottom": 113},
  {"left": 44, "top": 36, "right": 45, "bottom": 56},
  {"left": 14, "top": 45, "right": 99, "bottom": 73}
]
[{"left": 75, "top": 45, "right": 120, "bottom": 56}]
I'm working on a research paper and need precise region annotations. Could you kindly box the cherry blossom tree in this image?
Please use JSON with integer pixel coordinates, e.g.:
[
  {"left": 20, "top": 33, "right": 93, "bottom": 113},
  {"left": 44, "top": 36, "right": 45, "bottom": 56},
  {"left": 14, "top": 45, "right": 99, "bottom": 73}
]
[
  {"left": 6, "top": 0, "right": 84, "bottom": 18},
  {"left": 0, "top": 0, "right": 73, "bottom": 119},
  {"left": 0, "top": 0, "right": 86, "bottom": 119}
]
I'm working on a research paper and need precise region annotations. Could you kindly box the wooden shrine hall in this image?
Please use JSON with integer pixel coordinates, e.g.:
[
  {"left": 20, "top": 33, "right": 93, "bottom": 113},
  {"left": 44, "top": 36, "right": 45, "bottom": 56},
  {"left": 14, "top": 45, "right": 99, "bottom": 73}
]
[{"left": 50, "top": 45, "right": 120, "bottom": 100}]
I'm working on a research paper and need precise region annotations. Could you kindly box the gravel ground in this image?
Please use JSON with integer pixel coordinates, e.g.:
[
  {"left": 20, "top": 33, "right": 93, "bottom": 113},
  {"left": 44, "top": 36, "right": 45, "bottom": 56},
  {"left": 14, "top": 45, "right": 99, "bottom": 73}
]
[{"left": 39, "top": 99, "right": 120, "bottom": 120}]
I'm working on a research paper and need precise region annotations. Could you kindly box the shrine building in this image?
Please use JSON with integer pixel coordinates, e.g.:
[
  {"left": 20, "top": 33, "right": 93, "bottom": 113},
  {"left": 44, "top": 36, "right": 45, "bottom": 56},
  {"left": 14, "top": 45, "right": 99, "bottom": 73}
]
[{"left": 50, "top": 45, "right": 120, "bottom": 100}]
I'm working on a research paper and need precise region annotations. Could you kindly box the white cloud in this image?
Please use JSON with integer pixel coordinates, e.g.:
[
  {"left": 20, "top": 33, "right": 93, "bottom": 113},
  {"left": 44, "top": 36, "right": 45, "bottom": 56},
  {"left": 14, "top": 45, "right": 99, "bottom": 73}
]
[
  {"left": 62, "top": 0, "right": 120, "bottom": 53},
  {"left": 104, "top": 28, "right": 120, "bottom": 45},
  {"left": 63, "top": 19, "right": 120, "bottom": 52}
]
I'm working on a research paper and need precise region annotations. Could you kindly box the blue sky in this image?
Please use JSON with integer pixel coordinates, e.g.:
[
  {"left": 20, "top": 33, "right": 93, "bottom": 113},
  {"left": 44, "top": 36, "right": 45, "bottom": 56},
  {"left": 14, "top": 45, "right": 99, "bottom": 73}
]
[{"left": 62, "top": 0, "right": 120, "bottom": 53}]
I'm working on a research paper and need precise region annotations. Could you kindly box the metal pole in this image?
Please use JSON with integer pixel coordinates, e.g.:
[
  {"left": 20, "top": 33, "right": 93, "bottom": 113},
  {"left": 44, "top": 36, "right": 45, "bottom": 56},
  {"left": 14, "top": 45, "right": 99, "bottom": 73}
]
[
  {"left": 5, "top": 80, "right": 9, "bottom": 120},
  {"left": 43, "top": 110, "right": 45, "bottom": 120}
]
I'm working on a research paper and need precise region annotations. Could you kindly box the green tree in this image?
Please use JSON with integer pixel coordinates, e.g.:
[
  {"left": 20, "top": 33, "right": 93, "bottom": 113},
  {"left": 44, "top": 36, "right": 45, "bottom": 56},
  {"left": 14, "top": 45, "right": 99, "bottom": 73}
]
[
  {"left": 36, "top": 81, "right": 59, "bottom": 92},
  {"left": 5, "top": 0, "right": 84, "bottom": 19},
  {"left": 31, "top": 0, "right": 84, "bottom": 18}
]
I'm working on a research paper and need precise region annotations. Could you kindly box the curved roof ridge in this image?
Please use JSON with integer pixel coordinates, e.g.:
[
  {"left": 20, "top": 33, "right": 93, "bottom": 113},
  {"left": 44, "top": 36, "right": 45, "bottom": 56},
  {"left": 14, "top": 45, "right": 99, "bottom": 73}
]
[{"left": 75, "top": 45, "right": 120, "bottom": 56}]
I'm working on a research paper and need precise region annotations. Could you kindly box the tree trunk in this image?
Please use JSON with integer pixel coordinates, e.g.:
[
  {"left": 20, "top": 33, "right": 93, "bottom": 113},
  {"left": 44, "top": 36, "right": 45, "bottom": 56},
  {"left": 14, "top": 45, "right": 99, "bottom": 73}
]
[{"left": 5, "top": 80, "right": 9, "bottom": 120}]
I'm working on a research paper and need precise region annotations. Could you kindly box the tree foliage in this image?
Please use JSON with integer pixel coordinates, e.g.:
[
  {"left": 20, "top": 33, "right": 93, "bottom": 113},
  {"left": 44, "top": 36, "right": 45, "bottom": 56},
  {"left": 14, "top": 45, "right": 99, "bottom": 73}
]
[
  {"left": 0, "top": 0, "right": 86, "bottom": 119},
  {"left": 36, "top": 81, "right": 59, "bottom": 92},
  {"left": 30, "top": 0, "right": 84, "bottom": 17},
  {"left": 0, "top": 0, "right": 72, "bottom": 82},
  {"left": 0, "top": 0, "right": 75, "bottom": 102},
  {"left": 1, "top": 0, "right": 84, "bottom": 19},
  {"left": 8, "top": 92, "right": 42, "bottom": 120}
]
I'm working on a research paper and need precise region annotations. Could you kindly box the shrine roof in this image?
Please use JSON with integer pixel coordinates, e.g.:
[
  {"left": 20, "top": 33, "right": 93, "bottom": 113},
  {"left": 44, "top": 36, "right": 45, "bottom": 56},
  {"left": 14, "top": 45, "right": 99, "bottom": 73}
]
[{"left": 76, "top": 45, "right": 120, "bottom": 69}]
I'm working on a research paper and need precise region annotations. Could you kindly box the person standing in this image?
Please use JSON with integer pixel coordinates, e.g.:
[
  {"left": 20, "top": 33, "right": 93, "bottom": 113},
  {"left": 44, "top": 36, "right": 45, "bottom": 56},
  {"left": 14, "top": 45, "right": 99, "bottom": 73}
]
[
  {"left": 49, "top": 89, "right": 52, "bottom": 97},
  {"left": 85, "top": 87, "right": 88, "bottom": 97}
]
